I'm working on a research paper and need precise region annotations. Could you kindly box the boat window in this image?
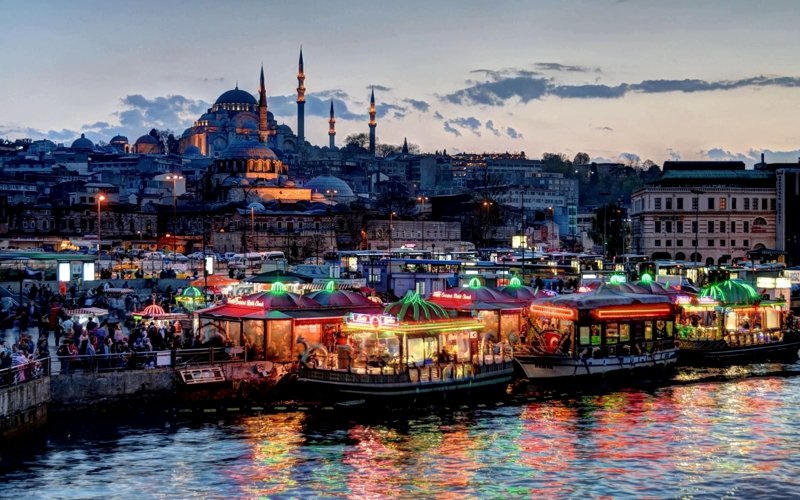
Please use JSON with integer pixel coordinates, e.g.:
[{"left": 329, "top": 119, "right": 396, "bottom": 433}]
[
  {"left": 606, "top": 323, "right": 619, "bottom": 344},
  {"left": 590, "top": 324, "right": 602, "bottom": 345},
  {"left": 666, "top": 321, "right": 673, "bottom": 338},
  {"left": 620, "top": 324, "right": 631, "bottom": 342},
  {"left": 579, "top": 326, "right": 591, "bottom": 345},
  {"left": 644, "top": 321, "right": 653, "bottom": 341},
  {"left": 655, "top": 320, "right": 667, "bottom": 339}
]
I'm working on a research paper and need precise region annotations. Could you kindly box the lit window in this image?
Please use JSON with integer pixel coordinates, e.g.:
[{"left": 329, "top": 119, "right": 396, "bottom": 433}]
[{"left": 719, "top": 197, "right": 727, "bottom": 210}]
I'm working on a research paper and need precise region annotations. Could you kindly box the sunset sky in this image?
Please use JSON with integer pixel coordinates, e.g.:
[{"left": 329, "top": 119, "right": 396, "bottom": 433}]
[{"left": 2, "top": 0, "right": 799, "bottom": 165}]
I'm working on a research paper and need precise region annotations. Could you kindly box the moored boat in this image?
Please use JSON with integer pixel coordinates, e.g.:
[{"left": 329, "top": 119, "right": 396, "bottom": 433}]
[
  {"left": 676, "top": 279, "right": 800, "bottom": 364},
  {"left": 513, "top": 285, "right": 679, "bottom": 382},
  {"left": 296, "top": 291, "right": 514, "bottom": 401}
]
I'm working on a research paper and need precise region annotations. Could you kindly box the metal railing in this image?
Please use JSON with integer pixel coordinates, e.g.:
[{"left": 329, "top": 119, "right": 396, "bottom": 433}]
[
  {"left": 54, "top": 346, "right": 249, "bottom": 375},
  {"left": 0, "top": 357, "right": 50, "bottom": 389}
]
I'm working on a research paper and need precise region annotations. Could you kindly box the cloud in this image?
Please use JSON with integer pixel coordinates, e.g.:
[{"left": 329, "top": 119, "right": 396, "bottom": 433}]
[
  {"left": 619, "top": 152, "right": 641, "bottom": 165},
  {"left": 441, "top": 69, "right": 800, "bottom": 106},
  {"left": 376, "top": 102, "right": 406, "bottom": 119},
  {"left": 505, "top": 126, "right": 523, "bottom": 139},
  {"left": 701, "top": 147, "right": 800, "bottom": 165},
  {"left": 534, "top": 62, "right": 599, "bottom": 73},
  {"left": 269, "top": 93, "right": 364, "bottom": 121},
  {"left": 595, "top": 126, "right": 614, "bottom": 132},
  {"left": 443, "top": 122, "right": 462, "bottom": 137},
  {"left": 117, "top": 94, "right": 209, "bottom": 130},
  {"left": 432, "top": 111, "right": 444, "bottom": 120},
  {"left": 667, "top": 148, "right": 681, "bottom": 161},
  {"left": 451, "top": 116, "right": 481, "bottom": 132},
  {"left": 485, "top": 120, "right": 501, "bottom": 136},
  {"left": 368, "top": 84, "right": 392, "bottom": 92},
  {"left": 403, "top": 98, "right": 430, "bottom": 112},
  {"left": 0, "top": 125, "right": 80, "bottom": 142},
  {"left": 315, "top": 89, "right": 350, "bottom": 100}
]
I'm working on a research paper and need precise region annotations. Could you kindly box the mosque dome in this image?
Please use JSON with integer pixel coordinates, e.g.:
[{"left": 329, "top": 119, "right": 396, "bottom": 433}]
[
  {"left": 247, "top": 202, "right": 265, "bottom": 211},
  {"left": 215, "top": 87, "right": 257, "bottom": 106},
  {"left": 135, "top": 134, "right": 159, "bottom": 145},
  {"left": 305, "top": 176, "right": 356, "bottom": 201},
  {"left": 183, "top": 145, "right": 202, "bottom": 156},
  {"left": 219, "top": 139, "right": 278, "bottom": 160},
  {"left": 71, "top": 133, "right": 95, "bottom": 151},
  {"left": 110, "top": 135, "right": 128, "bottom": 144}
]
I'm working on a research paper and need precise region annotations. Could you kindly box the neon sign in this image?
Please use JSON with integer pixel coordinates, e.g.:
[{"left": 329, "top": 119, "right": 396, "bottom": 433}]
[
  {"left": 346, "top": 313, "right": 399, "bottom": 329},
  {"left": 227, "top": 298, "right": 264, "bottom": 308},
  {"left": 529, "top": 304, "right": 578, "bottom": 321},
  {"left": 431, "top": 291, "right": 473, "bottom": 302},
  {"left": 593, "top": 304, "right": 673, "bottom": 320},
  {"left": 468, "top": 277, "right": 482, "bottom": 289}
]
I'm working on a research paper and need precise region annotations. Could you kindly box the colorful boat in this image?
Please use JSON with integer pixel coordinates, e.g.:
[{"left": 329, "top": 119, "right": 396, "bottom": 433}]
[
  {"left": 676, "top": 279, "right": 800, "bottom": 364},
  {"left": 514, "top": 285, "right": 679, "bottom": 381},
  {"left": 296, "top": 291, "right": 514, "bottom": 401}
]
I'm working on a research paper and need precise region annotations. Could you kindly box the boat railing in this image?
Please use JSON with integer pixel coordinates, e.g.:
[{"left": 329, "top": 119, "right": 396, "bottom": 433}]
[
  {"left": 52, "top": 347, "right": 246, "bottom": 375},
  {"left": 301, "top": 358, "right": 512, "bottom": 384},
  {"left": 679, "top": 325, "right": 783, "bottom": 345}
]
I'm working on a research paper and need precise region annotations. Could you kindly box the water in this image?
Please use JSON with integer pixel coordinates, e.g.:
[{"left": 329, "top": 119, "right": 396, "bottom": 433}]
[{"left": 3, "top": 366, "right": 800, "bottom": 498}]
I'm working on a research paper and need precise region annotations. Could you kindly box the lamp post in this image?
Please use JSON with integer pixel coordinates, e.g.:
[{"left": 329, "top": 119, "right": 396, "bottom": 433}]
[
  {"left": 416, "top": 196, "right": 428, "bottom": 250},
  {"left": 691, "top": 189, "right": 705, "bottom": 267},
  {"left": 387, "top": 211, "right": 395, "bottom": 296},
  {"left": 96, "top": 194, "right": 105, "bottom": 254},
  {"left": 165, "top": 174, "right": 183, "bottom": 262},
  {"left": 599, "top": 192, "right": 611, "bottom": 262}
]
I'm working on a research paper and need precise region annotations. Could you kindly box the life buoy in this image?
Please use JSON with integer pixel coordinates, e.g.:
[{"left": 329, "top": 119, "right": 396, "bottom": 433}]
[{"left": 543, "top": 331, "right": 561, "bottom": 354}]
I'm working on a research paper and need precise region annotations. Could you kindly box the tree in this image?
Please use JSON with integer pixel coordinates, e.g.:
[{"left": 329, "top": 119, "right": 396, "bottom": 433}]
[
  {"left": 573, "top": 152, "right": 590, "bottom": 165},
  {"left": 590, "top": 203, "right": 627, "bottom": 258},
  {"left": 376, "top": 143, "right": 400, "bottom": 157},
  {"left": 344, "top": 133, "right": 368, "bottom": 149}
]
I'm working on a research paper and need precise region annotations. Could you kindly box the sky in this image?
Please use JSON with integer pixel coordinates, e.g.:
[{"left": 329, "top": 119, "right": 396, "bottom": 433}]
[{"left": 1, "top": 0, "right": 799, "bottom": 165}]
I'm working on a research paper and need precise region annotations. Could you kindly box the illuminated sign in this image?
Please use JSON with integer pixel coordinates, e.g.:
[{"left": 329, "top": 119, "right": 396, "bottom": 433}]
[
  {"left": 529, "top": 304, "right": 578, "bottom": 321},
  {"left": 756, "top": 277, "right": 791, "bottom": 289},
  {"left": 82, "top": 262, "right": 95, "bottom": 282},
  {"left": 431, "top": 291, "right": 473, "bottom": 302},
  {"left": 58, "top": 262, "right": 71, "bottom": 282},
  {"left": 346, "top": 313, "right": 399, "bottom": 329},
  {"left": 227, "top": 298, "right": 265, "bottom": 307},
  {"left": 205, "top": 256, "right": 215, "bottom": 275},
  {"left": 592, "top": 304, "right": 673, "bottom": 320}
]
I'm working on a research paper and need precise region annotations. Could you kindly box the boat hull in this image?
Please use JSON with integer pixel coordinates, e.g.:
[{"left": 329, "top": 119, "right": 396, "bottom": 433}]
[
  {"left": 678, "top": 338, "right": 800, "bottom": 366},
  {"left": 297, "top": 362, "right": 514, "bottom": 401},
  {"left": 514, "top": 348, "right": 679, "bottom": 382}
]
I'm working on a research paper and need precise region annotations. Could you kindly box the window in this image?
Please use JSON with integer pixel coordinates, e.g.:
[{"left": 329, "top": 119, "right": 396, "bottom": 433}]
[
  {"left": 606, "top": 323, "right": 619, "bottom": 345},
  {"left": 654, "top": 197, "right": 662, "bottom": 210},
  {"left": 666, "top": 198, "right": 673, "bottom": 210},
  {"left": 655, "top": 221, "right": 662, "bottom": 233},
  {"left": 692, "top": 197, "right": 699, "bottom": 210},
  {"left": 692, "top": 221, "right": 698, "bottom": 233},
  {"left": 771, "top": 198, "right": 776, "bottom": 211},
  {"left": 708, "top": 221, "right": 714, "bottom": 233},
  {"left": 677, "top": 198, "right": 684, "bottom": 210},
  {"left": 720, "top": 239, "right": 725, "bottom": 247},
  {"left": 708, "top": 198, "right": 714, "bottom": 210},
  {"left": 677, "top": 240, "right": 684, "bottom": 247},
  {"left": 720, "top": 221, "right": 726, "bottom": 233},
  {"left": 744, "top": 239, "right": 749, "bottom": 247},
  {"left": 666, "top": 240, "right": 672, "bottom": 247},
  {"left": 731, "top": 240, "right": 736, "bottom": 247},
  {"left": 708, "top": 239, "right": 715, "bottom": 247},
  {"left": 744, "top": 221, "right": 749, "bottom": 233},
  {"left": 762, "top": 198, "right": 768, "bottom": 210},
  {"left": 666, "top": 221, "right": 672, "bottom": 233},
  {"left": 732, "top": 197, "right": 737, "bottom": 210},
  {"left": 692, "top": 239, "right": 697, "bottom": 247},
  {"left": 654, "top": 239, "right": 661, "bottom": 247},
  {"left": 677, "top": 221, "right": 683, "bottom": 233},
  {"left": 744, "top": 198, "right": 750, "bottom": 210},
  {"left": 620, "top": 324, "right": 631, "bottom": 342},
  {"left": 730, "top": 221, "right": 736, "bottom": 233},
  {"left": 720, "top": 197, "right": 727, "bottom": 210},
  {"left": 752, "top": 198, "right": 758, "bottom": 210}
]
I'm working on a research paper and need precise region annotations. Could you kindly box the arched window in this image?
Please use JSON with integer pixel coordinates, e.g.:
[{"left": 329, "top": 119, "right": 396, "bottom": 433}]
[{"left": 753, "top": 217, "right": 767, "bottom": 226}]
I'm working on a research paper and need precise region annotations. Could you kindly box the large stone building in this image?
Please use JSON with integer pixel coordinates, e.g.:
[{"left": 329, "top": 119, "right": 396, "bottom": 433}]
[{"left": 630, "top": 161, "right": 776, "bottom": 265}]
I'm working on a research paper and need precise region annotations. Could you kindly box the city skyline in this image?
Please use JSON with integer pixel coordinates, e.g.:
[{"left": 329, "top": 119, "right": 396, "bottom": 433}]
[{"left": 1, "top": 0, "right": 799, "bottom": 164}]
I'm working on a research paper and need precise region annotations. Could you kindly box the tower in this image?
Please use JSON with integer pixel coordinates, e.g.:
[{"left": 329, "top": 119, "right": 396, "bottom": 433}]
[
  {"left": 328, "top": 99, "right": 336, "bottom": 149},
  {"left": 296, "top": 48, "right": 306, "bottom": 149},
  {"left": 402, "top": 137, "right": 408, "bottom": 154},
  {"left": 368, "top": 87, "right": 376, "bottom": 156},
  {"left": 258, "top": 65, "right": 268, "bottom": 143}
]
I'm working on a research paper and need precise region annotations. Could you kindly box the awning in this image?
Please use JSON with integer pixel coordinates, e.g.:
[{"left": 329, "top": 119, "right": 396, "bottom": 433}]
[{"left": 65, "top": 307, "right": 109, "bottom": 317}]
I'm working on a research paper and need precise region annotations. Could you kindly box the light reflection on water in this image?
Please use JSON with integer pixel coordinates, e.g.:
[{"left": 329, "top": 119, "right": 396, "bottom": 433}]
[{"left": 3, "top": 367, "right": 800, "bottom": 498}]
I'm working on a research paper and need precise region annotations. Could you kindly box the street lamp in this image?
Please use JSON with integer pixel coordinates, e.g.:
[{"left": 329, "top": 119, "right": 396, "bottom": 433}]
[
  {"left": 165, "top": 174, "right": 183, "bottom": 261},
  {"left": 387, "top": 211, "right": 396, "bottom": 296},
  {"left": 96, "top": 194, "right": 105, "bottom": 253},
  {"left": 599, "top": 192, "right": 611, "bottom": 262},
  {"left": 691, "top": 189, "right": 705, "bottom": 267}
]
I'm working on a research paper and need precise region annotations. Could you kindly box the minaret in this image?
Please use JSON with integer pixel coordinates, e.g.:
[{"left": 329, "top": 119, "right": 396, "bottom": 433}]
[
  {"left": 258, "top": 65, "right": 268, "bottom": 143},
  {"left": 368, "top": 87, "right": 377, "bottom": 156},
  {"left": 296, "top": 47, "right": 306, "bottom": 149},
  {"left": 402, "top": 137, "right": 409, "bottom": 154},
  {"left": 328, "top": 99, "right": 336, "bottom": 149}
]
